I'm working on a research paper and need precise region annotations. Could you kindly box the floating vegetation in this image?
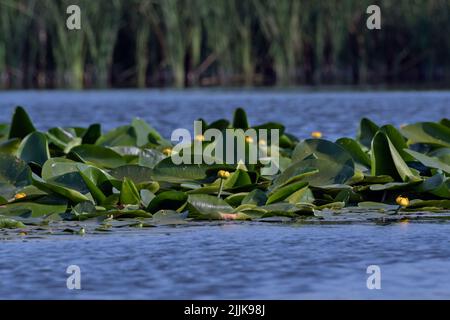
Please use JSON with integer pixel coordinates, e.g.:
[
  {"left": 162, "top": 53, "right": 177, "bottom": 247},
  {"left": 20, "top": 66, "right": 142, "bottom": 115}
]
[{"left": 0, "top": 106, "right": 449, "bottom": 236}]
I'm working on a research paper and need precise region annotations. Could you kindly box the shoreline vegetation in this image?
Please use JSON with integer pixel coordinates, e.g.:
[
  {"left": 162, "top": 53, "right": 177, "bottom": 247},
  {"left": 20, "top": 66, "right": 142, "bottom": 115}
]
[
  {"left": 0, "top": 106, "right": 450, "bottom": 234},
  {"left": 1, "top": 0, "right": 450, "bottom": 89}
]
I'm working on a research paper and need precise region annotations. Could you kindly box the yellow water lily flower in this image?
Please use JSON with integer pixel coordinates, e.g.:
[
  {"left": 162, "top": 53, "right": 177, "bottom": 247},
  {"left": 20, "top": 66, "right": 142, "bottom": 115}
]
[
  {"left": 162, "top": 147, "right": 173, "bottom": 156},
  {"left": 195, "top": 134, "right": 205, "bottom": 142},
  {"left": 311, "top": 131, "right": 323, "bottom": 139},
  {"left": 217, "top": 170, "right": 231, "bottom": 179},
  {"left": 245, "top": 136, "right": 254, "bottom": 143},
  {"left": 396, "top": 195, "right": 410, "bottom": 207},
  {"left": 14, "top": 193, "right": 26, "bottom": 200}
]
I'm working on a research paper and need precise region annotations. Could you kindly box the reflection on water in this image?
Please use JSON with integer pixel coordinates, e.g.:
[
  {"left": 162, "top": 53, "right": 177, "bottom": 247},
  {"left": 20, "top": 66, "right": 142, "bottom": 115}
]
[{"left": 0, "top": 90, "right": 449, "bottom": 299}]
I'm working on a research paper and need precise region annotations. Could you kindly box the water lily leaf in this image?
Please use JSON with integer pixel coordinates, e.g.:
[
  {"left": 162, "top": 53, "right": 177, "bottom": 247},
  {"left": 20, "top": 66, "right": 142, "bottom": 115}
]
[
  {"left": 42, "top": 158, "right": 87, "bottom": 179},
  {"left": 441, "top": 118, "right": 450, "bottom": 128},
  {"left": 361, "top": 175, "right": 394, "bottom": 184},
  {"left": 276, "top": 158, "right": 354, "bottom": 187},
  {"left": 17, "top": 132, "right": 50, "bottom": 167},
  {"left": 357, "top": 118, "right": 379, "bottom": 149},
  {"left": 110, "top": 209, "right": 152, "bottom": 219},
  {"left": 132, "top": 118, "right": 162, "bottom": 147},
  {"left": 8, "top": 106, "right": 36, "bottom": 139},
  {"left": 186, "top": 194, "right": 234, "bottom": 219},
  {"left": 32, "top": 177, "right": 90, "bottom": 203},
  {"left": 72, "top": 201, "right": 96, "bottom": 215},
  {"left": 414, "top": 174, "right": 450, "bottom": 198},
  {"left": 0, "top": 154, "right": 32, "bottom": 199},
  {"left": 369, "top": 180, "right": 421, "bottom": 191},
  {"left": 224, "top": 169, "right": 252, "bottom": 189},
  {"left": 316, "top": 202, "right": 345, "bottom": 210},
  {"left": 110, "top": 165, "right": 153, "bottom": 185},
  {"left": 266, "top": 181, "right": 308, "bottom": 204},
  {"left": 232, "top": 107, "right": 249, "bottom": 129},
  {"left": 70, "top": 145, "right": 126, "bottom": 169},
  {"left": 371, "top": 132, "right": 418, "bottom": 182},
  {"left": 357, "top": 202, "right": 398, "bottom": 210},
  {"left": 408, "top": 199, "right": 450, "bottom": 209},
  {"left": 207, "top": 119, "right": 230, "bottom": 132},
  {"left": 82, "top": 123, "right": 101, "bottom": 144},
  {"left": 78, "top": 169, "right": 107, "bottom": 204},
  {"left": 429, "top": 148, "right": 450, "bottom": 164},
  {"left": 147, "top": 190, "right": 188, "bottom": 213},
  {"left": 225, "top": 192, "right": 247, "bottom": 207},
  {"left": 404, "top": 149, "right": 450, "bottom": 174},
  {"left": 272, "top": 166, "right": 318, "bottom": 190},
  {"left": 140, "top": 189, "right": 155, "bottom": 207},
  {"left": 242, "top": 189, "right": 267, "bottom": 206},
  {"left": 0, "top": 217, "right": 26, "bottom": 229},
  {"left": 95, "top": 125, "right": 137, "bottom": 147},
  {"left": 152, "top": 210, "right": 187, "bottom": 225},
  {"left": 401, "top": 122, "right": 450, "bottom": 147},
  {"left": 152, "top": 157, "right": 209, "bottom": 183},
  {"left": 286, "top": 186, "right": 314, "bottom": 204},
  {"left": 46, "top": 127, "right": 82, "bottom": 153},
  {"left": 292, "top": 139, "right": 354, "bottom": 168},
  {"left": 0, "top": 196, "right": 68, "bottom": 218},
  {"left": 120, "top": 177, "right": 141, "bottom": 205},
  {"left": 138, "top": 149, "right": 166, "bottom": 168},
  {"left": 379, "top": 125, "right": 414, "bottom": 161},
  {"left": 336, "top": 137, "right": 371, "bottom": 168},
  {"left": 0, "top": 138, "right": 21, "bottom": 155}
]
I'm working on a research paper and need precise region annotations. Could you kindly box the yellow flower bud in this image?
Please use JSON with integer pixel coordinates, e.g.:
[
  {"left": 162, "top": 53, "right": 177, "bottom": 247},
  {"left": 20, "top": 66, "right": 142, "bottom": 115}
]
[
  {"left": 217, "top": 170, "right": 231, "bottom": 179},
  {"left": 195, "top": 134, "right": 205, "bottom": 142},
  {"left": 14, "top": 193, "right": 26, "bottom": 200},
  {"left": 311, "top": 131, "right": 323, "bottom": 139},
  {"left": 396, "top": 195, "right": 410, "bottom": 207},
  {"left": 259, "top": 139, "right": 267, "bottom": 146},
  {"left": 162, "top": 148, "right": 173, "bottom": 156},
  {"left": 245, "top": 136, "right": 254, "bottom": 143}
]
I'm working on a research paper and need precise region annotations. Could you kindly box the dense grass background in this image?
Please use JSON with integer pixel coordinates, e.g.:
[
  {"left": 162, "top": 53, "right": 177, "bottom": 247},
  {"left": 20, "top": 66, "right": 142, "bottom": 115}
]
[{"left": 0, "top": 0, "right": 449, "bottom": 89}]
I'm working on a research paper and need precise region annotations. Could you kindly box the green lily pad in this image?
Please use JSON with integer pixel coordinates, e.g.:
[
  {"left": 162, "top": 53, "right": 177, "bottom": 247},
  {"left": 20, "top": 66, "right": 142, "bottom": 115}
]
[
  {"left": 357, "top": 118, "right": 379, "bottom": 149},
  {"left": 70, "top": 145, "right": 126, "bottom": 169},
  {"left": 404, "top": 149, "right": 450, "bottom": 174},
  {"left": 186, "top": 194, "right": 234, "bottom": 219},
  {"left": 401, "top": 122, "right": 450, "bottom": 148},
  {"left": 0, "top": 154, "right": 32, "bottom": 199},
  {"left": 18, "top": 132, "right": 50, "bottom": 167},
  {"left": 147, "top": 190, "right": 188, "bottom": 213},
  {"left": 371, "top": 132, "right": 418, "bottom": 182},
  {"left": 8, "top": 106, "right": 36, "bottom": 140}
]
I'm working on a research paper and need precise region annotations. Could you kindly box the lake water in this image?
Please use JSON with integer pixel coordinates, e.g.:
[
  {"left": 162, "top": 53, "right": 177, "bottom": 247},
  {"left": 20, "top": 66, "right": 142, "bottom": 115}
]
[{"left": 0, "top": 89, "right": 449, "bottom": 299}]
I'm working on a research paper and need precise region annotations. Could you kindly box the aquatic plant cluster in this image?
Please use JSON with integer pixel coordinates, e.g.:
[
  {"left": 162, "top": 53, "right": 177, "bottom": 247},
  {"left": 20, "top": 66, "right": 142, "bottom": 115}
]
[
  {"left": 0, "top": 107, "right": 449, "bottom": 231},
  {"left": 1, "top": 0, "right": 450, "bottom": 89}
]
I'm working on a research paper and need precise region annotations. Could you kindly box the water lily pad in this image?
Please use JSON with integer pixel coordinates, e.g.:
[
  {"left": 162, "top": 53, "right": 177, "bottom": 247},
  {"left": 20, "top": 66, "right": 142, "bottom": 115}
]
[
  {"left": 357, "top": 118, "right": 379, "bottom": 149},
  {"left": 371, "top": 132, "right": 418, "bottom": 182},
  {"left": 17, "top": 132, "right": 50, "bottom": 167},
  {"left": 404, "top": 149, "right": 450, "bottom": 174},
  {"left": 336, "top": 137, "right": 371, "bottom": 168},
  {"left": 147, "top": 190, "right": 188, "bottom": 213},
  {"left": 8, "top": 106, "right": 36, "bottom": 140},
  {"left": 70, "top": 145, "right": 126, "bottom": 169},
  {"left": 186, "top": 194, "right": 234, "bottom": 219},
  {"left": 401, "top": 122, "right": 450, "bottom": 148},
  {"left": 0, "top": 154, "right": 32, "bottom": 199},
  {"left": 120, "top": 178, "right": 141, "bottom": 205}
]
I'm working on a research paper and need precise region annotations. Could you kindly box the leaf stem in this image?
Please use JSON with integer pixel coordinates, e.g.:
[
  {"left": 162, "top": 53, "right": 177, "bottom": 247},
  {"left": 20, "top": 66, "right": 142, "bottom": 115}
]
[{"left": 217, "top": 178, "right": 225, "bottom": 198}]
